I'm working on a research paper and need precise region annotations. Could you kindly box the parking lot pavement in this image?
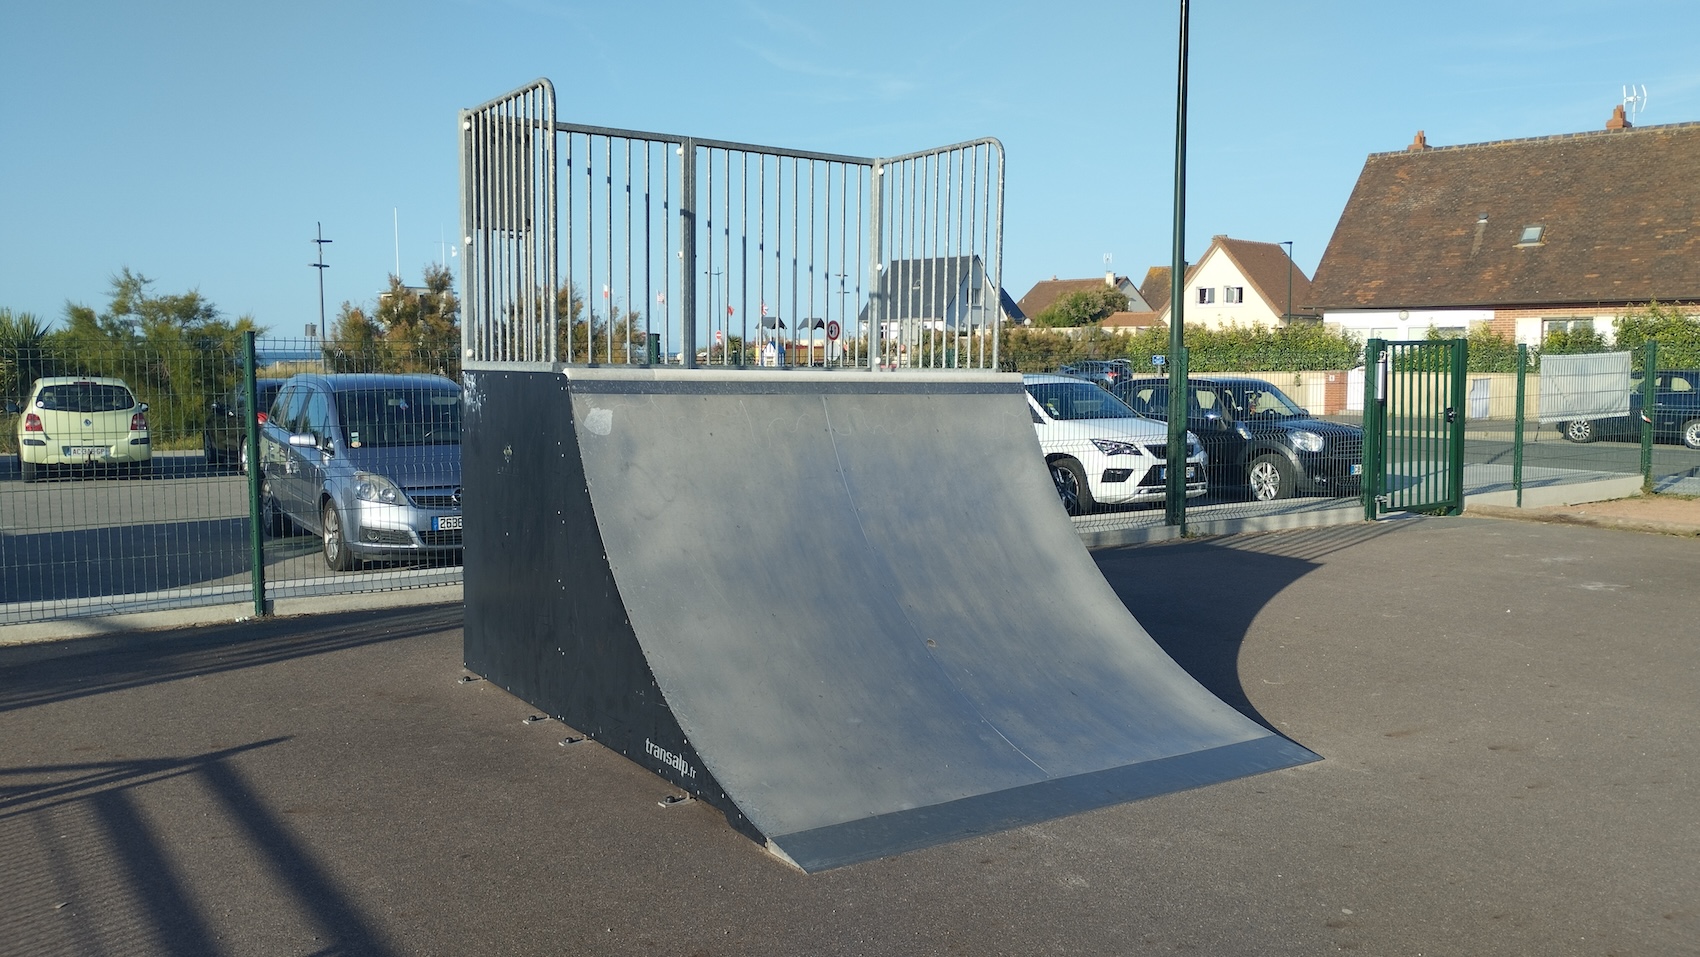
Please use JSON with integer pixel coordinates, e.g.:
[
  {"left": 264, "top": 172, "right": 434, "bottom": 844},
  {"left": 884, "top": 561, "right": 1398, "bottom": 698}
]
[{"left": 2, "top": 516, "right": 1696, "bottom": 956}]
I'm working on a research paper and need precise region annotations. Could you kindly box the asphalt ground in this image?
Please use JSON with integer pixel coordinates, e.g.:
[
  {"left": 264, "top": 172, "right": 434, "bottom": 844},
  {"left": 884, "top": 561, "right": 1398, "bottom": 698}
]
[{"left": 2, "top": 514, "right": 1696, "bottom": 956}]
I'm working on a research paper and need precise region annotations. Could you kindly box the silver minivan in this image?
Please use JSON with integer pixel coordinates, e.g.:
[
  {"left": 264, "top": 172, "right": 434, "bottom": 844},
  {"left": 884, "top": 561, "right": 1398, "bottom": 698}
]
[{"left": 259, "top": 373, "right": 462, "bottom": 570}]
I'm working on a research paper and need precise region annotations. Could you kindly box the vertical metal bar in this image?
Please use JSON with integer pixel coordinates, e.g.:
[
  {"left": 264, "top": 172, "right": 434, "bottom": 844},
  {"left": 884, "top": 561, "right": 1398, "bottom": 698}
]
[
  {"left": 868, "top": 160, "right": 884, "bottom": 368},
  {"left": 1448, "top": 337, "right": 1467, "bottom": 514},
  {"left": 1513, "top": 343, "right": 1527, "bottom": 508},
  {"left": 990, "top": 141, "right": 1006, "bottom": 370},
  {"left": 679, "top": 138, "right": 697, "bottom": 368},
  {"left": 244, "top": 330, "right": 267, "bottom": 618},
  {"left": 1165, "top": 0, "right": 1192, "bottom": 530},
  {"left": 561, "top": 132, "right": 575, "bottom": 361},
  {"left": 1640, "top": 339, "right": 1658, "bottom": 493}
]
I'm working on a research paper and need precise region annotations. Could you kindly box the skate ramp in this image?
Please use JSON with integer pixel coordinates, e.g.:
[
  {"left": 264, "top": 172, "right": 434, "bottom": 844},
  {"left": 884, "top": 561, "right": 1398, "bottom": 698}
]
[{"left": 462, "top": 367, "right": 1316, "bottom": 871}]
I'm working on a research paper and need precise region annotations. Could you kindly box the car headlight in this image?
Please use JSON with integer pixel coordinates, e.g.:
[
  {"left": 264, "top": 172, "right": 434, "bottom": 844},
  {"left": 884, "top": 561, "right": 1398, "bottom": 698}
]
[
  {"left": 1091, "top": 438, "right": 1143, "bottom": 456},
  {"left": 1290, "top": 429, "right": 1325, "bottom": 453},
  {"left": 354, "top": 472, "right": 405, "bottom": 505},
  {"left": 1234, "top": 421, "right": 1253, "bottom": 440}
]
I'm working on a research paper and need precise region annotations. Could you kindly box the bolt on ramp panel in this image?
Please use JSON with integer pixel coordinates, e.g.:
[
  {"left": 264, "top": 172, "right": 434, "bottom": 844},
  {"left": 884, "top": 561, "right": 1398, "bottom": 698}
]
[{"left": 463, "top": 366, "right": 1317, "bottom": 871}]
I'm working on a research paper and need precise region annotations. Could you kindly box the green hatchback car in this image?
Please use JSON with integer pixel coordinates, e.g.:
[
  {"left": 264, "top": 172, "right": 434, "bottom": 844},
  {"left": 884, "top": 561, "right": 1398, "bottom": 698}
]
[{"left": 10, "top": 376, "right": 152, "bottom": 482}]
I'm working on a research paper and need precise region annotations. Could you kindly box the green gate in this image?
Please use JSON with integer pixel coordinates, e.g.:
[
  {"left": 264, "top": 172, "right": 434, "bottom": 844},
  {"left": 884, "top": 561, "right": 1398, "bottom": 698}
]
[{"left": 1361, "top": 338, "right": 1467, "bottom": 519}]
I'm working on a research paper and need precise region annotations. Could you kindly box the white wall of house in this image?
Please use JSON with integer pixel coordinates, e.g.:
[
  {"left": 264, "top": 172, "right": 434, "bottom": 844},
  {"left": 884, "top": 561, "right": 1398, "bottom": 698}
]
[
  {"left": 1322, "top": 308, "right": 1495, "bottom": 343},
  {"left": 1175, "top": 249, "right": 1282, "bottom": 330}
]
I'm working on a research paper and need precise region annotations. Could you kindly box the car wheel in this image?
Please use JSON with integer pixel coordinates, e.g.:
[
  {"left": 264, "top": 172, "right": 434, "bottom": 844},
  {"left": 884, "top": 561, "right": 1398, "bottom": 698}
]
[
  {"left": 1682, "top": 419, "right": 1700, "bottom": 451},
  {"left": 1049, "top": 456, "right": 1095, "bottom": 516},
  {"left": 19, "top": 457, "right": 38, "bottom": 484},
  {"left": 238, "top": 442, "right": 249, "bottom": 475},
  {"left": 322, "top": 500, "right": 355, "bottom": 571},
  {"left": 261, "top": 479, "right": 292, "bottom": 535},
  {"left": 1562, "top": 419, "right": 1597, "bottom": 443},
  {"left": 203, "top": 433, "right": 220, "bottom": 465},
  {"left": 1248, "top": 453, "right": 1295, "bottom": 502}
]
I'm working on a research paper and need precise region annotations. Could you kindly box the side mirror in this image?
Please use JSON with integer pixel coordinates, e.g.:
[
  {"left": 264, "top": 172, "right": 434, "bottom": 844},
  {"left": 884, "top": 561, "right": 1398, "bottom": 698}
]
[
  {"left": 3, "top": 401, "right": 17, "bottom": 415},
  {"left": 288, "top": 433, "right": 318, "bottom": 449},
  {"left": 138, "top": 402, "right": 149, "bottom": 413}
]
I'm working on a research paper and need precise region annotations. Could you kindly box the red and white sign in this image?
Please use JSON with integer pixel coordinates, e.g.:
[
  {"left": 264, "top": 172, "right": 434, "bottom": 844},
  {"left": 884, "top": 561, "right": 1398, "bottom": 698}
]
[
  {"left": 825, "top": 320, "right": 841, "bottom": 341},
  {"left": 715, "top": 329, "right": 724, "bottom": 344}
]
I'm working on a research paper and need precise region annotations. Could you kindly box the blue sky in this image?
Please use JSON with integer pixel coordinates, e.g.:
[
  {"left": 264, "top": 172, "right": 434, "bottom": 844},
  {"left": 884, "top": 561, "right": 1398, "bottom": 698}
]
[{"left": 5, "top": 0, "right": 1699, "bottom": 332}]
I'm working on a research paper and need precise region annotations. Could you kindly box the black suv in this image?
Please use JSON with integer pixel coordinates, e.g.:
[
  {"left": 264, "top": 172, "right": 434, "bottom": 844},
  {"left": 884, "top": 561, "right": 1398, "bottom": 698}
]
[
  {"left": 1112, "top": 376, "right": 1364, "bottom": 501},
  {"left": 204, "top": 379, "right": 284, "bottom": 472},
  {"left": 1558, "top": 369, "right": 1700, "bottom": 449}
]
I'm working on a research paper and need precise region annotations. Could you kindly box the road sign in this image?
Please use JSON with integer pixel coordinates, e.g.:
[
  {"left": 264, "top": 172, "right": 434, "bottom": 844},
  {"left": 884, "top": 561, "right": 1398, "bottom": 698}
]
[
  {"left": 1152, "top": 354, "right": 1167, "bottom": 367},
  {"left": 826, "top": 320, "right": 841, "bottom": 341}
]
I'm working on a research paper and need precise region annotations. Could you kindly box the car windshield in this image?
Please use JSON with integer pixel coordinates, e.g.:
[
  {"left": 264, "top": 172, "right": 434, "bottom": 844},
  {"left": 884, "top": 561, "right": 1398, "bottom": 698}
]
[
  {"left": 334, "top": 387, "right": 462, "bottom": 447},
  {"left": 1221, "top": 383, "right": 1306, "bottom": 417},
  {"left": 35, "top": 383, "right": 135, "bottom": 413},
  {"left": 1027, "top": 381, "right": 1145, "bottom": 421}
]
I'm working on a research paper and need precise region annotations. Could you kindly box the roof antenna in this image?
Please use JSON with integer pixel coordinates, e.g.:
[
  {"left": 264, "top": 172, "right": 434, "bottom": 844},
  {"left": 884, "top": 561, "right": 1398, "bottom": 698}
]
[{"left": 1623, "top": 84, "right": 1649, "bottom": 123}]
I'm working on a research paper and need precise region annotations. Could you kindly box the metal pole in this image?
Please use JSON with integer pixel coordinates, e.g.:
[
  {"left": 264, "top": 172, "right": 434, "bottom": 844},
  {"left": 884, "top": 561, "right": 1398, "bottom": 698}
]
[
  {"left": 244, "top": 331, "right": 268, "bottom": 618},
  {"left": 1513, "top": 343, "right": 1527, "bottom": 508},
  {"left": 1641, "top": 340, "right": 1658, "bottom": 493},
  {"left": 1280, "top": 240, "right": 1293, "bottom": 321},
  {"left": 1164, "top": 0, "right": 1191, "bottom": 530},
  {"left": 312, "top": 223, "right": 331, "bottom": 338}
]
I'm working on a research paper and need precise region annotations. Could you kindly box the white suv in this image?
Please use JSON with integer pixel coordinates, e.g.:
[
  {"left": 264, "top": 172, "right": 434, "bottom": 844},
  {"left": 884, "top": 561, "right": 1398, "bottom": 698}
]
[
  {"left": 1024, "top": 373, "right": 1206, "bottom": 515},
  {"left": 11, "top": 376, "right": 152, "bottom": 482}
]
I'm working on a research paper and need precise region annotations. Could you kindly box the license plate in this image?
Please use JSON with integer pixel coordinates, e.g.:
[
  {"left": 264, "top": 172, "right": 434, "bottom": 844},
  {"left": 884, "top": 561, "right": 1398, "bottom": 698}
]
[
  {"left": 434, "top": 515, "right": 463, "bottom": 531},
  {"left": 1350, "top": 463, "right": 1364, "bottom": 476},
  {"left": 1159, "top": 466, "right": 1197, "bottom": 480},
  {"left": 68, "top": 446, "right": 106, "bottom": 457}
]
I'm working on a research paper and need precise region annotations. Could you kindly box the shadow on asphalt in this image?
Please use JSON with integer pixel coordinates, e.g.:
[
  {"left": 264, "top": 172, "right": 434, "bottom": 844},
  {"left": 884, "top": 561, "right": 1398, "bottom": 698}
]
[
  {"left": 1092, "top": 520, "right": 1411, "bottom": 734},
  {"left": 0, "top": 739, "right": 404, "bottom": 957},
  {"left": 0, "top": 604, "right": 464, "bottom": 714}
]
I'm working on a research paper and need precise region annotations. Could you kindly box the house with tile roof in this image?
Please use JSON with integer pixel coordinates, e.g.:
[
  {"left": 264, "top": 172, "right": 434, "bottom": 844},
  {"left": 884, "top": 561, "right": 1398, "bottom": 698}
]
[
  {"left": 1016, "top": 273, "right": 1152, "bottom": 321},
  {"left": 1308, "top": 108, "right": 1700, "bottom": 346},
  {"left": 1150, "top": 235, "right": 1316, "bottom": 330},
  {"left": 857, "top": 255, "right": 1022, "bottom": 334}
]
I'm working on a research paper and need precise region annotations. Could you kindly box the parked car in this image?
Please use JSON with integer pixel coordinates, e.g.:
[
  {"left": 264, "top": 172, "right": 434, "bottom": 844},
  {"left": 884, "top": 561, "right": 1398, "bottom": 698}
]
[
  {"left": 1056, "top": 358, "right": 1135, "bottom": 390},
  {"left": 259, "top": 373, "right": 463, "bottom": 570},
  {"left": 1558, "top": 369, "right": 1700, "bottom": 449},
  {"left": 1024, "top": 373, "right": 1207, "bottom": 515},
  {"left": 1112, "top": 375, "right": 1363, "bottom": 501},
  {"left": 204, "top": 378, "right": 284, "bottom": 472},
  {"left": 9, "top": 376, "right": 151, "bottom": 482}
]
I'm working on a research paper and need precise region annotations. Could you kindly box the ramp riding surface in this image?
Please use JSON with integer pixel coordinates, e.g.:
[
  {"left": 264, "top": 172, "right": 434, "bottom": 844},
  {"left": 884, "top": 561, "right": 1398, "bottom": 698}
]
[{"left": 462, "top": 368, "right": 1315, "bottom": 871}]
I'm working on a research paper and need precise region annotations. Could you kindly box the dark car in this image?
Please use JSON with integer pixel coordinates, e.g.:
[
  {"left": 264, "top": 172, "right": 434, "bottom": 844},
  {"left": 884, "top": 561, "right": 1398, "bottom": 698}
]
[
  {"left": 204, "top": 379, "right": 284, "bottom": 472},
  {"left": 1558, "top": 369, "right": 1700, "bottom": 449},
  {"left": 1112, "top": 376, "right": 1364, "bottom": 501},
  {"left": 259, "top": 373, "right": 462, "bottom": 570},
  {"left": 1056, "top": 359, "right": 1135, "bottom": 389}
]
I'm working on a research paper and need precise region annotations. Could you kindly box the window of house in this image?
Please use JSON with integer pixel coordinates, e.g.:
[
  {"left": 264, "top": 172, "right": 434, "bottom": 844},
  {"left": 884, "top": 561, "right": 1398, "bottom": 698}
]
[
  {"left": 1543, "top": 317, "right": 1594, "bottom": 339},
  {"left": 1196, "top": 287, "right": 1215, "bottom": 305},
  {"left": 1223, "top": 286, "right": 1244, "bottom": 304},
  {"left": 1517, "top": 225, "right": 1546, "bottom": 246}
]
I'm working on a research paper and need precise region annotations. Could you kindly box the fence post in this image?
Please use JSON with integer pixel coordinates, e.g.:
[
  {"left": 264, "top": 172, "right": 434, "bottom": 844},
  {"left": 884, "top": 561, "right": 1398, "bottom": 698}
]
[
  {"left": 1641, "top": 340, "right": 1658, "bottom": 494},
  {"left": 244, "top": 331, "right": 268, "bottom": 617},
  {"left": 1361, "top": 339, "right": 1385, "bottom": 521},
  {"left": 1513, "top": 343, "right": 1527, "bottom": 508}
]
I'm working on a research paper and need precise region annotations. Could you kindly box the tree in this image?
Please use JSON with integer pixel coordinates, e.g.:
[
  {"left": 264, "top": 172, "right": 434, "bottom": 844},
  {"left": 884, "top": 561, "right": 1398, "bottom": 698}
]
[
  {"left": 1, "top": 308, "right": 58, "bottom": 408},
  {"left": 1613, "top": 301, "right": 1700, "bottom": 369},
  {"left": 321, "top": 264, "right": 461, "bottom": 376},
  {"left": 1032, "top": 287, "right": 1130, "bottom": 328},
  {"left": 56, "top": 269, "right": 262, "bottom": 443}
]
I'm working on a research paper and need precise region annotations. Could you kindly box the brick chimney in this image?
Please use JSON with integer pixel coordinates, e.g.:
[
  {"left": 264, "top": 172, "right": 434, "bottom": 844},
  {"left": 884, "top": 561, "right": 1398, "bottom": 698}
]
[
  {"left": 1606, "top": 104, "right": 1633, "bottom": 130},
  {"left": 1407, "top": 130, "right": 1431, "bottom": 151}
]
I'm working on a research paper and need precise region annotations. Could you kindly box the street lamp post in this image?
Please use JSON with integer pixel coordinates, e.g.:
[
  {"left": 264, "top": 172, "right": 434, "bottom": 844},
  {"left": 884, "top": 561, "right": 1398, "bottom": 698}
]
[{"left": 1280, "top": 240, "right": 1294, "bottom": 321}]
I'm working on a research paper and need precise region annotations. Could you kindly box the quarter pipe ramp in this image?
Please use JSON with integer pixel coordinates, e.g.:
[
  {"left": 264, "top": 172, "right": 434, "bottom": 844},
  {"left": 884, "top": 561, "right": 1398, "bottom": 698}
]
[{"left": 462, "top": 367, "right": 1316, "bottom": 871}]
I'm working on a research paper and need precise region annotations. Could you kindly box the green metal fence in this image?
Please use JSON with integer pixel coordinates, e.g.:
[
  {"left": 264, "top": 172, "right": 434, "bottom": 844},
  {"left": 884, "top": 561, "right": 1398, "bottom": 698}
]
[
  {"left": 1, "top": 337, "right": 463, "bottom": 626},
  {"left": 1363, "top": 338, "right": 1467, "bottom": 518}
]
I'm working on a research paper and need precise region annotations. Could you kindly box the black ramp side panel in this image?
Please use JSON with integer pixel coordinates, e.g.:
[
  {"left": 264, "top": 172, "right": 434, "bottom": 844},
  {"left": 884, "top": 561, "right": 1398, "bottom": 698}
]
[{"left": 563, "top": 368, "right": 1317, "bottom": 871}]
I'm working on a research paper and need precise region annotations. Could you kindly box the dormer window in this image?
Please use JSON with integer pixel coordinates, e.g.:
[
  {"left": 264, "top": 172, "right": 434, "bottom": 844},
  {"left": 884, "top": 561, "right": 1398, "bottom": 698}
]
[{"left": 1516, "top": 224, "right": 1546, "bottom": 246}]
